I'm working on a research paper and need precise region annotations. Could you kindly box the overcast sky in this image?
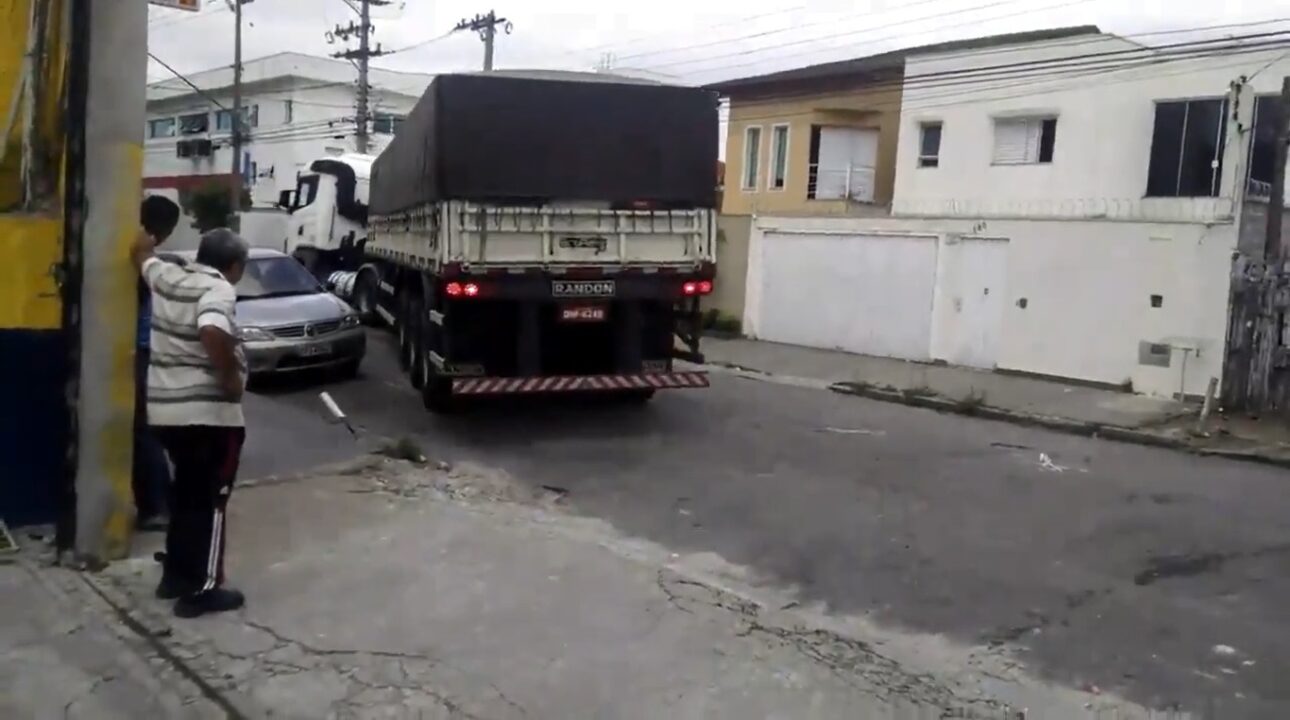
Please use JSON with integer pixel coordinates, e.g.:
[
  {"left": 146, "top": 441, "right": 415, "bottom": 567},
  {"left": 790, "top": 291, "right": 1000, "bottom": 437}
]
[{"left": 147, "top": 0, "right": 1290, "bottom": 86}]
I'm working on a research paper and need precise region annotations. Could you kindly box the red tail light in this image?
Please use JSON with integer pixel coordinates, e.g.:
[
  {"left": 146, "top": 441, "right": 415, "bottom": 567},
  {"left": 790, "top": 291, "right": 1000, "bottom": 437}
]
[
  {"left": 681, "top": 280, "right": 714, "bottom": 297},
  {"left": 445, "top": 281, "right": 481, "bottom": 298}
]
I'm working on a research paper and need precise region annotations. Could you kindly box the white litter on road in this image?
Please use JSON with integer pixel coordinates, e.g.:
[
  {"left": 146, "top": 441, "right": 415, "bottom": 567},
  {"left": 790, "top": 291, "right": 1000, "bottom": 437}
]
[
  {"left": 1038, "top": 453, "right": 1067, "bottom": 473},
  {"left": 1212, "top": 644, "right": 1239, "bottom": 656},
  {"left": 821, "top": 427, "right": 887, "bottom": 436}
]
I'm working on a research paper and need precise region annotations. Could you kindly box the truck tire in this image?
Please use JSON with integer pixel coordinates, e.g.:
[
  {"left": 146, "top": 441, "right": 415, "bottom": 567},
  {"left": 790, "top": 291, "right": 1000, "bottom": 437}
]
[
  {"left": 352, "top": 270, "right": 382, "bottom": 327},
  {"left": 408, "top": 294, "right": 426, "bottom": 390},
  {"left": 397, "top": 291, "right": 413, "bottom": 372},
  {"left": 419, "top": 319, "right": 456, "bottom": 414}
]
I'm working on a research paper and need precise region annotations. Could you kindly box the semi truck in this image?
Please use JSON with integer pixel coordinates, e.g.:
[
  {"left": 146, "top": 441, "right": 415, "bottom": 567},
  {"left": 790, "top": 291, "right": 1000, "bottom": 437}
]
[{"left": 279, "top": 71, "right": 719, "bottom": 411}]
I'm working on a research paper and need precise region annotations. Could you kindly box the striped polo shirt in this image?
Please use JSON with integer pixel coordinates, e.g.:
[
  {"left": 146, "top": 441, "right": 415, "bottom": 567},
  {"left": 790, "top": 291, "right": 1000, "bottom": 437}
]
[{"left": 141, "top": 256, "right": 247, "bottom": 427}]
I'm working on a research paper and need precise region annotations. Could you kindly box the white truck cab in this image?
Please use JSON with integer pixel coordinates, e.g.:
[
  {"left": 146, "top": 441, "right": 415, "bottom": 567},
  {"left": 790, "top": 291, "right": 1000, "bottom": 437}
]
[{"left": 279, "top": 153, "right": 374, "bottom": 271}]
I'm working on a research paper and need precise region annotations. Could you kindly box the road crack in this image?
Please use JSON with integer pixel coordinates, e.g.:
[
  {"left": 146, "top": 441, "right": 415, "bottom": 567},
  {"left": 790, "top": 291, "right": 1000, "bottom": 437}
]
[{"left": 655, "top": 571, "right": 1006, "bottom": 716}]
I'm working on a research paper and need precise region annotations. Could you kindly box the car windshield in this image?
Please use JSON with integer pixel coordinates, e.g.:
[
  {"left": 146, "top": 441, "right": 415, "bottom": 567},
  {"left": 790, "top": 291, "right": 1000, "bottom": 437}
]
[{"left": 236, "top": 256, "right": 321, "bottom": 300}]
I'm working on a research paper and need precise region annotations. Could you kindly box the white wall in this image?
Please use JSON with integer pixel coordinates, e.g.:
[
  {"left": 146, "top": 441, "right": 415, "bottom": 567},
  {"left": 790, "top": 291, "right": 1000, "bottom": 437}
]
[
  {"left": 144, "top": 79, "right": 420, "bottom": 206},
  {"left": 892, "top": 36, "right": 1290, "bottom": 220},
  {"left": 747, "top": 215, "right": 1234, "bottom": 398}
]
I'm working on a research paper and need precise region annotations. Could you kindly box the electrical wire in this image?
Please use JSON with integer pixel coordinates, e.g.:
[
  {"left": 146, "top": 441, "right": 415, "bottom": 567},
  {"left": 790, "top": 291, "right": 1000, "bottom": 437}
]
[
  {"left": 613, "top": 0, "right": 964, "bottom": 64},
  {"left": 655, "top": 0, "right": 1045, "bottom": 72},
  {"left": 558, "top": 4, "right": 809, "bottom": 59},
  {"left": 706, "top": 30, "right": 1290, "bottom": 111},
  {"left": 148, "top": 3, "right": 230, "bottom": 29},
  {"left": 147, "top": 52, "right": 230, "bottom": 111},
  {"left": 722, "top": 40, "right": 1290, "bottom": 126}
]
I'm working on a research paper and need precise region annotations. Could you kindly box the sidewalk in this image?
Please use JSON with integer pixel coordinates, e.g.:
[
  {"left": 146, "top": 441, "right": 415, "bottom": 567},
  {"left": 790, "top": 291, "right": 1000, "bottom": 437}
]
[
  {"left": 702, "top": 337, "right": 1290, "bottom": 466},
  {"left": 0, "top": 549, "right": 222, "bottom": 719},
  {"left": 91, "top": 456, "right": 1150, "bottom": 719}
]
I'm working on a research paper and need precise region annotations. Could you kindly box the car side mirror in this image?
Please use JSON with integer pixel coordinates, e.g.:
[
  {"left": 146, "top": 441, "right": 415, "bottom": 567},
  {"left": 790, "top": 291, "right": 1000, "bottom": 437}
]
[{"left": 277, "top": 189, "right": 294, "bottom": 209}]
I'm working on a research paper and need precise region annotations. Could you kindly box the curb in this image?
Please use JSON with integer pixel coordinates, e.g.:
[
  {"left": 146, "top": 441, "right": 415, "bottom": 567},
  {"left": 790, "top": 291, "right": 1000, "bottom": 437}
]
[
  {"left": 821, "top": 380, "right": 1290, "bottom": 471},
  {"left": 76, "top": 571, "right": 252, "bottom": 720}
]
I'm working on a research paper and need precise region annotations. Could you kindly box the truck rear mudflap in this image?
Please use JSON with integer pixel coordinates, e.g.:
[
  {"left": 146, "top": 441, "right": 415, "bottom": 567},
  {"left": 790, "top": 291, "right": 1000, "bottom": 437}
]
[{"left": 452, "top": 371, "right": 709, "bottom": 396}]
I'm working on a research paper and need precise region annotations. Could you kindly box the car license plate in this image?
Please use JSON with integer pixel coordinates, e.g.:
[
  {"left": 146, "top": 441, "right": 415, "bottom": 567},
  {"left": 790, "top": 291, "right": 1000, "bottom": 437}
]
[
  {"left": 559, "top": 305, "right": 607, "bottom": 322},
  {"left": 299, "top": 343, "right": 331, "bottom": 357},
  {"left": 552, "top": 280, "right": 615, "bottom": 298}
]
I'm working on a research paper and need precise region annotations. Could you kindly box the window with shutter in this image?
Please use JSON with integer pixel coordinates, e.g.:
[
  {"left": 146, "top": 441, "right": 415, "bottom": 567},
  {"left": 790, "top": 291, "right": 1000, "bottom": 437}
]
[{"left": 992, "top": 117, "right": 1057, "bottom": 165}]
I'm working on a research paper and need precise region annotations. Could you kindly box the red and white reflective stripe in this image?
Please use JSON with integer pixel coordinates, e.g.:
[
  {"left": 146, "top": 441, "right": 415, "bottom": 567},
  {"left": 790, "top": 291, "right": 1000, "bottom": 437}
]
[{"left": 450, "top": 372, "right": 709, "bottom": 395}]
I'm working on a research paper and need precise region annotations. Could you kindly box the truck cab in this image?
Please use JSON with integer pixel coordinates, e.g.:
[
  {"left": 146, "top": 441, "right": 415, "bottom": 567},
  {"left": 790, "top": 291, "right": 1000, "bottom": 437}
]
[{"left": 280, "top": 153, "right": 374, "bottom": 276}]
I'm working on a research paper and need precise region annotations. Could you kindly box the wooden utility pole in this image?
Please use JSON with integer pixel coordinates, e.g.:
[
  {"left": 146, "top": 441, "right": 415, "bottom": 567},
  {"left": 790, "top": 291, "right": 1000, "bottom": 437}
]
[
  {"left": 329, "top": 0, "right": 390, "bottom": 154},
  {"left": 455, "top": 11, "right": 510, "bottom": 71}
]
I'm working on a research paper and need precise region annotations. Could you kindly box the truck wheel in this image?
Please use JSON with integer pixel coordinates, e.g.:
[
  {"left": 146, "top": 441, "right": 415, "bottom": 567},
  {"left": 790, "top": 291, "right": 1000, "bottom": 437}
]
[
  {"left": 408, "top": 294, "right": 426, "bottom": 390},
  {"left": 419, "top": 322, "right": 456, "bottom": 413},
  {"left": 353, "top": 270, "right": 382, "bottom": 327},
  {"left": 397, "top": 292, "right": 413, "bottom": 372}
]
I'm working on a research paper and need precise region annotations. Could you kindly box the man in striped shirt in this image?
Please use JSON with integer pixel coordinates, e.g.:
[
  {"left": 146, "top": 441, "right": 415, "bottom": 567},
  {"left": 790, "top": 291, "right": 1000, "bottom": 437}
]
[{"left": 132, "top": 226, "right": 249, "bottom": 619}]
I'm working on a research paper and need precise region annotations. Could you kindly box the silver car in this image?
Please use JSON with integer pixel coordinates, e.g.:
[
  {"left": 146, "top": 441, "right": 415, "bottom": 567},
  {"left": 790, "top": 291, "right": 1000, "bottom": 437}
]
[{"left": 166, "top": 248, "right": 366, "bottom": 377}]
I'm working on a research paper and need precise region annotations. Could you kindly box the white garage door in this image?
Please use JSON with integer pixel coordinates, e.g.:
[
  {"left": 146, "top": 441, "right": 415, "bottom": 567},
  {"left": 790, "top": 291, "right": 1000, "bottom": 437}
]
[{"left": 754, "top": 232, "right": 937, "bottom": 361}]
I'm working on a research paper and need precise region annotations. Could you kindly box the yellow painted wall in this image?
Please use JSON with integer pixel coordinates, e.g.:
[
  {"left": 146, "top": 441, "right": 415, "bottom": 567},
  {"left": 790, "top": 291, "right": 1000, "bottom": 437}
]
[{"left": 721, "top": 83, "right": 903, "bottom": 217}]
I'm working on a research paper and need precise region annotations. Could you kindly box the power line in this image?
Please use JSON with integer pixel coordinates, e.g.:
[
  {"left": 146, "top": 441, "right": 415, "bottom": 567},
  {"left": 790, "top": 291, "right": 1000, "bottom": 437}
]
[
  {"left": 707, "top": 27, "right": 1290, "bottom": 108},
  {"left": 148, "top": 3, "right": 230, "bottom": 29},
  {"left": 384, "top": 27, "right": 460, "bottom": 55},
  {"left": 613, "top": 0, "right": 958, "bottom": 64},
  {"left": 559, "top": 4, "right": 808, "bottom": 59},
  {"left": 653, "top": 0, "right": 1079, "bottom": 75},
  {"left": 722, "top": 40, "right": 1290, "bottom": 126},
  {"left": 147, "top": 52, "right": 230, "bottom": 111}
]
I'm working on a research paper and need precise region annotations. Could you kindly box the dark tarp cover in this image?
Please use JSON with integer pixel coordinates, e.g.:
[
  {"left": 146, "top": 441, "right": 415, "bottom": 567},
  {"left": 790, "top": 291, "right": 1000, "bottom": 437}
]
[{"left": 369, "top": 72, "right": 719, "bottom": 214}]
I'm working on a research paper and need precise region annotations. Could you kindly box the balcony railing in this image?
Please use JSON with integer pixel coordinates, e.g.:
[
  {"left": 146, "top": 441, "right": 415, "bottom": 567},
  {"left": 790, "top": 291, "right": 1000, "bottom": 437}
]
[{"left": 807, "top": 164, "right": 876, "bottom": 203}]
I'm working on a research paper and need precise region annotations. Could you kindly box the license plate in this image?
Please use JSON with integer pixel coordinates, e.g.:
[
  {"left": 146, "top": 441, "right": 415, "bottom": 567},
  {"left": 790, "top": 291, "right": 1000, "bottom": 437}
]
[
  {"left": 552, "top": 280, "right": 615, "bottom": 298},
  {"left": 559, "top": 305, "right": 607, "bottom": 322},
  {"left": 299, "top": 343, "right": 331, "bottom": 357}
]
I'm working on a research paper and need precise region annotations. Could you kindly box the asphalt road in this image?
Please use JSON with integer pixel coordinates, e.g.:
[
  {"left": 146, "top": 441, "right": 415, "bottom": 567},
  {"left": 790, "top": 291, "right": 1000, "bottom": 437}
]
[{"left": 242, "top": 330, "right": 1290, "bottom": 717}]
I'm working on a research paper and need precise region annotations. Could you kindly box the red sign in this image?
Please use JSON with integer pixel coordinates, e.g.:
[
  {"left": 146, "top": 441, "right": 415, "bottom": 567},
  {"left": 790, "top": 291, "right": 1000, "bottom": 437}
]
[{"left": 149, "top": 0, "right": 201, "bottom": 11}]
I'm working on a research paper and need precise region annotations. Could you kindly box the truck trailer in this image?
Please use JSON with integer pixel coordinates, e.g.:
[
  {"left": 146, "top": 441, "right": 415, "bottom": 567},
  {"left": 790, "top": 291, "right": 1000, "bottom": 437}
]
[{"left": 280, "top": 71, "right": 720, "bottom": 411}]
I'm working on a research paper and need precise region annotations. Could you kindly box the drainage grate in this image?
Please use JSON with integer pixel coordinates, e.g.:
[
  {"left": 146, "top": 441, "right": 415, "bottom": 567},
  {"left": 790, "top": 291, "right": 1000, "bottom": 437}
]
[{"left": 0, "top": 521, "right": 17, "bottom": 554}]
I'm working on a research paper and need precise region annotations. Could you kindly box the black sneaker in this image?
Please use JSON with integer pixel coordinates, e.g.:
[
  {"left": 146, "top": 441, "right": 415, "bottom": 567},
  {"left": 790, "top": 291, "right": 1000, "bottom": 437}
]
[
  {"left": 136, "top": 514, "right": 170, "bottom": 533},
  {"left": 174, "top": 588, "right": 246, "bottom": 619},
  {"left": 155, "top": 576, "right": 195, "bottom": 600}
]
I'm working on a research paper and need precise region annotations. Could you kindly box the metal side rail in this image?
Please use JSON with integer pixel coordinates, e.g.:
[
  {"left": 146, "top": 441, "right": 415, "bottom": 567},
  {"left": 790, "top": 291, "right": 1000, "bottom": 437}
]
[{"left": 452, "top": 372, "right": 709, "bottom": 395}]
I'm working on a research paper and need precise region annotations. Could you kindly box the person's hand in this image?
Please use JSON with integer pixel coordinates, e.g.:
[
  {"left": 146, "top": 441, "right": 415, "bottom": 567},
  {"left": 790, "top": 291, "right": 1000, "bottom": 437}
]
[
  {"left": 221, "top": 373, "right": 244, "bottom": 403},
  {"left": 130, "top": 226, "right": 158, "bottom": 270}
]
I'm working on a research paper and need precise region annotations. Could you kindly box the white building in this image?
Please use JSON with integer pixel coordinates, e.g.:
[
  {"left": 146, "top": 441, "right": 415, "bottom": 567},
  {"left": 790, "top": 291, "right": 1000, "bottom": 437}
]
[
  {"left": 144, "top": 52, "right": 432, "bottom": 209},
  {"left": 741, "top": 30, "right": 1289, "bottom": 398}
]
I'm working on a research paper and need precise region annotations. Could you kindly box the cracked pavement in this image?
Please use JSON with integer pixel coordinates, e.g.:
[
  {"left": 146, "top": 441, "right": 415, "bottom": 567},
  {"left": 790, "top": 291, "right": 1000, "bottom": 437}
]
[
  {"left": 56, "top": 331, "right": 1290, "bottom": 718},
  {"left": 100, "top": 457, "right": 1145, "bottom": 719}
]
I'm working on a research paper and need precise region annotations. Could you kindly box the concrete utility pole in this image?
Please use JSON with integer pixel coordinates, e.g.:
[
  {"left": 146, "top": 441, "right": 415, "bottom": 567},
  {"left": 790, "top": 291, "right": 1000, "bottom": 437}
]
[
  {"left": 329, "top": 0, "right": 390, "bottom": 154},
  {"left": 228, "top": 0, "right": 247, "bottom": 213},
  {"left": 77, "top": 0, "right": 148, "bottom": 560},
  {"left": 455, "top": 10, "right": 510, "bottom": 71}
]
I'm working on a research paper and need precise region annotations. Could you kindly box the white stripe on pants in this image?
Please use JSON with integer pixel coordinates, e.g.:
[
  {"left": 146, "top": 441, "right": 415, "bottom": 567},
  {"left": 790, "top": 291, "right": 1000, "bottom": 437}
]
[{"left": 202, "top": 508, "right": 223, "bottom": 592}]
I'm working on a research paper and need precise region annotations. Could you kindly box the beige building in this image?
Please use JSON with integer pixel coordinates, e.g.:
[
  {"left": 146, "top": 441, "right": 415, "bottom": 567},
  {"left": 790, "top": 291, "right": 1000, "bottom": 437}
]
[{"left": 705, "top": 27, "right": 1098, "bottom": 325}]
